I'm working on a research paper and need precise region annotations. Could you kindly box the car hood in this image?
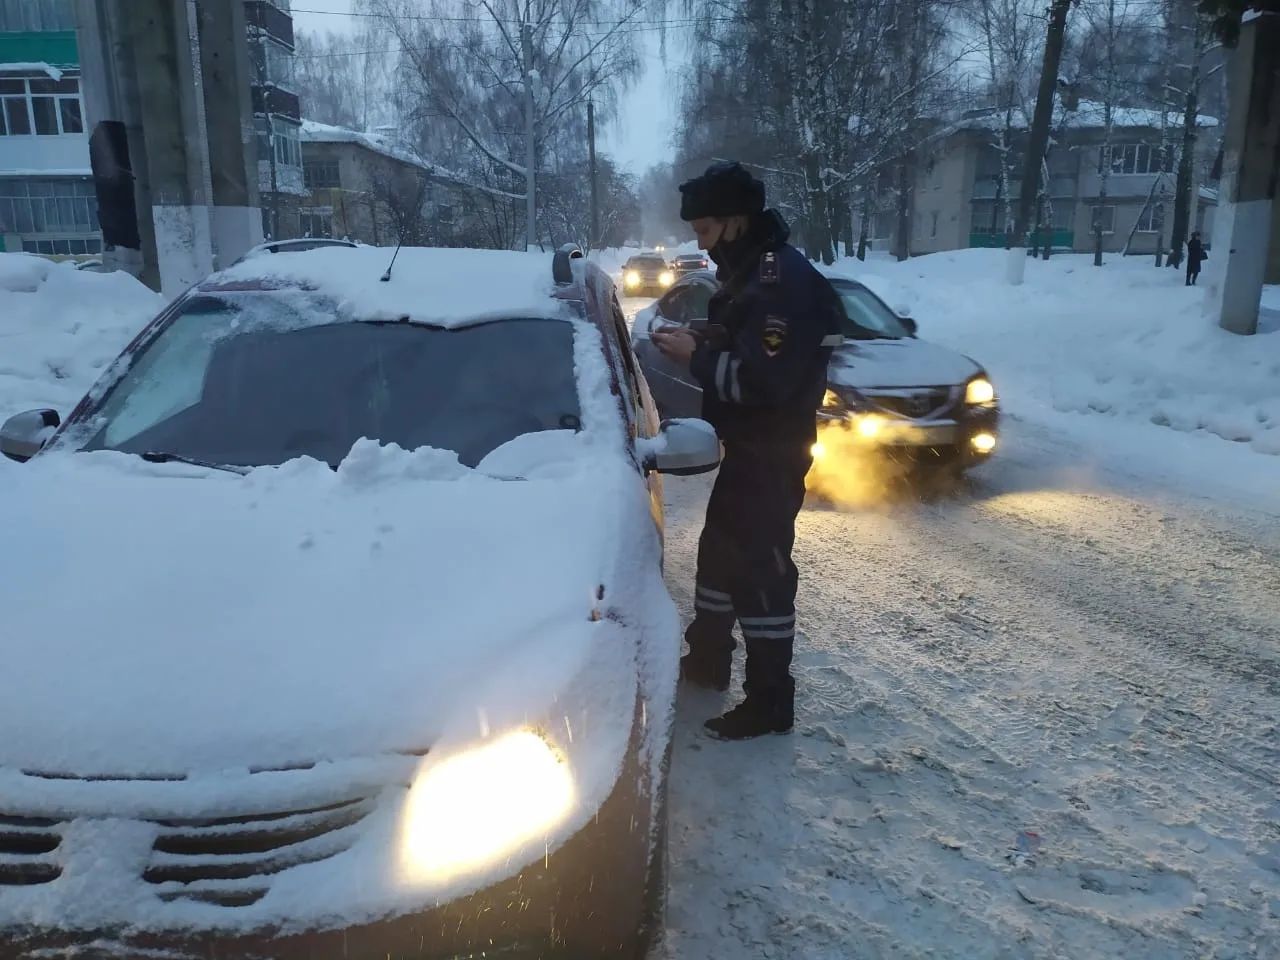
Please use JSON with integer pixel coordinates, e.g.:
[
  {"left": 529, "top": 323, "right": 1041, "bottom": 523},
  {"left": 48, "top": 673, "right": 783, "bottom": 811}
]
[
  {"left": 0, "top": 445, "right": 622, "bottom": 779},
  {"left": 828, "top": 337, "right": 982, "bottom": 390}
]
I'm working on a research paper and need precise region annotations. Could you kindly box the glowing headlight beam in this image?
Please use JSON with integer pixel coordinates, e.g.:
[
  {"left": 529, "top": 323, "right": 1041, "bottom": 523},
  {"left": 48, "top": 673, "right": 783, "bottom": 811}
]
[
  {"left": 658, "top": 270, "right": 675, "bottom": 286},
  {"left": 624, "top": 271, "right": 641, "bottom": 287},
  {"left": 971, "top": 432, "right": 997, "bottom": 453},
  {"left": 400, "top": 730, "right": 574, "bottom": 883},
  {"left": 856, "top": 414, "right": 884, "bottom": 439},
  {"left": 965, "top": 378, "right": 996, "bottom": 405}
]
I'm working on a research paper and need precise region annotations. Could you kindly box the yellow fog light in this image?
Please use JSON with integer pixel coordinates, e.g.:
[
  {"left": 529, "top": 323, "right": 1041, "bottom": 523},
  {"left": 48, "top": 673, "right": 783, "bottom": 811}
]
[
  {"left": 965, "top": 378, "right": 996, "bottom": 405},
  {"left": 624, "top": 270, "right": 641, "bottom": 288},
  {"left": 401, "top": 730, "right": 574, "bottom": 883},
  {"left": 856, "top": 414, "right": 884, "bottom": 439},
  {"left": 810, "top": 442, "right": 826, "bottom": 459},
  {"left": 971, "top": 432, "right": 997, "bottom": 453},
  {"left": 659, "top": 270, "right": 675, "bottom": 286}
]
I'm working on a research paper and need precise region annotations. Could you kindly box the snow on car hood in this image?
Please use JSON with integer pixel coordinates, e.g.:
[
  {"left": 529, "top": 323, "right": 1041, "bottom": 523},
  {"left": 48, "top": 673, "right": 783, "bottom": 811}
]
[
  {"left": 0, "top": 442, "right": 628, "bottom": 779},
  {"left": 828, "top": 337, "right": 982, "bottom": 390}
]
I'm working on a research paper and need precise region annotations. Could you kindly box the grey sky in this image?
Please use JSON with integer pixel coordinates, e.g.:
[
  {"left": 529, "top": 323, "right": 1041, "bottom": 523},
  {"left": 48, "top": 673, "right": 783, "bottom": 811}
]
[{"left": 289, "top": 0, "right": 677, "bottom": 175}]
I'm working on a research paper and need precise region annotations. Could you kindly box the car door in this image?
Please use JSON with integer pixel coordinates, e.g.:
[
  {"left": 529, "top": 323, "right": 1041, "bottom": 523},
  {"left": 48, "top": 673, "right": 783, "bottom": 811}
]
[{"left": 653, "top": 279, "right": 714, "bottom": 419}]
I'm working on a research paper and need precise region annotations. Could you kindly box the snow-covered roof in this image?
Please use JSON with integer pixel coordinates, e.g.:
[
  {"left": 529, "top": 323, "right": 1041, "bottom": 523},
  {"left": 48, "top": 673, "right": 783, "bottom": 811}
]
[
  {"left": 957, "top": 99, "right": 1219, "bottom": 133},
  {"left": 300, "top": 119, "right": 433, "bottom": 173},
  {"left": 211, "top": 245, "right": 575, "bottom": 327}
]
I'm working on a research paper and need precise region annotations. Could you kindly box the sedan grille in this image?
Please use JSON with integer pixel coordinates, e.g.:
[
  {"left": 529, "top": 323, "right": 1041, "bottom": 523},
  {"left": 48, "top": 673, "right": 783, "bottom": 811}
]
[
  {"left": 143, "top": 795, "right": 376, "bottom": 907},
  {"left": 0, "top": 814, "right": 64, "bottom": 886},
  {"left": 867, "top": 387, "right": 954, "bottom": 420}
]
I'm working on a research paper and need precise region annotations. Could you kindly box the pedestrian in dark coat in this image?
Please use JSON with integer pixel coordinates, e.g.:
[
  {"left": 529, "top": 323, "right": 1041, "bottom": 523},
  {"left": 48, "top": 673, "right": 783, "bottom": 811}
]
[
  {"left": 1186, "top": 232, "right": 1206, "bottom": 285},
  {"left": 650, "top": 161, "right": 844, "bottom": 740}
]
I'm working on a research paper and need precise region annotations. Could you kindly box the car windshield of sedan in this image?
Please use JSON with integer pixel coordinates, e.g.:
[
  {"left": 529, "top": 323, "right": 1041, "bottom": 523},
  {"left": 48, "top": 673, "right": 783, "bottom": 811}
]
[
  {"left": 829, "top": 280, "right": 912, "bottom": 340},
  {"left": 76, "top": 292, "right": 582, "bottom": 469},
  {"left": 627, "top": 257, "right": 666, "bottom": 270}
]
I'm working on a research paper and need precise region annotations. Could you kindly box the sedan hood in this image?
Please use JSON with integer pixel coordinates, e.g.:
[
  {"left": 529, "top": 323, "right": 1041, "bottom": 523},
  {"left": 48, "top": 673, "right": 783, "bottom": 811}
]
[
  {"left": 0, "top": 445, "right": 618, "bottom": 778},
  {"left": 828, "top": 338, "right": 982, "bottom": 390}
]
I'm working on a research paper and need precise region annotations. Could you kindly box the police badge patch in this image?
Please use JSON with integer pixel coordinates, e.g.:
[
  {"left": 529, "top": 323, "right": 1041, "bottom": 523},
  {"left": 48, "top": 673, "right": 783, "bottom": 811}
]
[{"left": 762, "top": 314, "right": 788, "bottom": 356}]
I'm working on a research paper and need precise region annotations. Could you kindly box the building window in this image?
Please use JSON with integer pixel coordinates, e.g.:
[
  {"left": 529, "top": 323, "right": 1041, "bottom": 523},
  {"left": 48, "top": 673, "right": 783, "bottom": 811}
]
[
  {"left": 1106, "top": 143, "right": 1168, "bottom": 176},
  {"left": 1090, "top": 205, "right": 1116, "bottom": 235},
  {"left": 436, "top": 203, "right": 454, "bottom": 225},
  {"left": 22, "top": 237, "right": 102, "bottom": 255},
  {"left": 299, "top": 209, "right": 332, "bottom": 238},
  {"left": 256, "top": 117, "right": 302, "bottom": 169},
  {"left": 304, "top": 160, "right": 340, "bottom": 189},
  {"left": 0, "top": 0, "right": 76, "bottom": 31},
  {"left": 0, "top": 178, "right": 99, "bottom": 235},
  {"left": 1135, "top": 203, "right": 1163, "bottom": 233},
  {"left": 0, "top": 76, "right": 84, "bottom": 137}
]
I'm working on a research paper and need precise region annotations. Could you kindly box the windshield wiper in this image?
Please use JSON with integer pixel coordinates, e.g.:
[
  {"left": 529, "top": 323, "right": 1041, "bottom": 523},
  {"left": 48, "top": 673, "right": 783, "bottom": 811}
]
[{"left": 140, "top": 451, "right": 249, "bottom": 474}]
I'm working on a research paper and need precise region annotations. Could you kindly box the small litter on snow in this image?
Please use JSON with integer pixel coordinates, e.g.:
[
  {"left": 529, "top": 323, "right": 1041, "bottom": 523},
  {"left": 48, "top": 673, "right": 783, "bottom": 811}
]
[{"left": 1006, "top": 830, "right": 1043, "bottom": 868}]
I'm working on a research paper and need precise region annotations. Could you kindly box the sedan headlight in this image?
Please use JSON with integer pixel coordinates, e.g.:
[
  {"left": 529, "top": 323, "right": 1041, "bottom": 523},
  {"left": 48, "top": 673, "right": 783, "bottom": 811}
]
[
  {"left": 658, "top": 270, "right": 675, "bottom": 286},
  {"left": 401, "top": 729, "right": 575, "bottom": 883},
  {"left": 624, "top": 270, "right": 640, "bottom": 288},
  {"left": 965, "top": 377, "right": 996, "bottom": 405}
]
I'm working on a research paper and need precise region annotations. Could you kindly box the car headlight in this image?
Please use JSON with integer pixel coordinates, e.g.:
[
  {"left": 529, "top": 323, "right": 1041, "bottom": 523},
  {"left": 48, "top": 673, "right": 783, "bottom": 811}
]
[
  {"left": 658, "top": 270, "right": 675, "bottom": 286},
  {"left": 400, "top": 729, "right": 575, "bottom": 883},
  {"left": 965, "top": 377, "right": 996, "bottom": 405},
  {"left": 624, "top": 270, "right": 640, "bottom": 287}
]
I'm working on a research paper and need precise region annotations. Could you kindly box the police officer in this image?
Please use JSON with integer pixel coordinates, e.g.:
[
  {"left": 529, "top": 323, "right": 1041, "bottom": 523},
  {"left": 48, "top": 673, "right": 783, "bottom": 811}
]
[{"left": 652, "top": 162, "right": 842, "bottom": 740}]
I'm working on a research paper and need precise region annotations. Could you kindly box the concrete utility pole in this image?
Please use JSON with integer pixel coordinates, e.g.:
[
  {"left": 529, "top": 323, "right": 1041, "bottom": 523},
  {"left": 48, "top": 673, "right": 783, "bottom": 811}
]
[
  {"left": 587, "top": 99, "right": 600, "bottom": 251},
  {"left": 75, "top": 0, "right": 262, "bottom": 296},
  {"left": 1207, "top": 11, "right": 1280, "bottom": 336},
  {"left": 1010, "top": 0, "right": 1072, "bottom": 285},
  {"left": 521, "top": 19, "right": 537, "bottom": 251}
]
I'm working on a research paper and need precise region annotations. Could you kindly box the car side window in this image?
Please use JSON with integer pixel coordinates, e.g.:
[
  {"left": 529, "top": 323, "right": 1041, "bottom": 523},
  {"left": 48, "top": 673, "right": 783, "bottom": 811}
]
[
  {"left": 685, "top": 284, "right": 713, "bottom": 330},
  {"left": 660, "top": 288, "right": 692, "bottom": 325},
  {"left": 609, "top": 295, "right": 649, "bottom": 429}
]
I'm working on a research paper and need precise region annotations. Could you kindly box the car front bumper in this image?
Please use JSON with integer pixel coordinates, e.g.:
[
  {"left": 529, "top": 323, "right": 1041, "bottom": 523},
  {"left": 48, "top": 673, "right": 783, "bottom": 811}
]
[
  {"left": 814, "top": 406, "right": 1000, "bottom": 465},
  {"left": 0, "top": 740, "right": 659, "bottom": 960}
]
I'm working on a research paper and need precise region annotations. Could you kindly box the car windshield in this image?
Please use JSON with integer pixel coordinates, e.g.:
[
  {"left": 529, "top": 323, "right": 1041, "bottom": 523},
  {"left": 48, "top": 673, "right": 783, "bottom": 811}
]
[
  {"left": 628, "top": 257, "right": 665, "bottom": 269},
  {"left": 76, "top": 292, "right": 582, "bottom": 469},
  {"left": 829, "top": 280, "right": 911, "bottom": 340}
]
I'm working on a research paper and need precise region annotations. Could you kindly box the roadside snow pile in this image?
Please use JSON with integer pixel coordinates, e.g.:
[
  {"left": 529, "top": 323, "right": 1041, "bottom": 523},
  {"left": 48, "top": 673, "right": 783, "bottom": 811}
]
[
  {"left": 0, "top": 254, "right": 161, "bottom": 416},
  {"left": 831, "top": 250, "right": 1280, "bottom": 456}
]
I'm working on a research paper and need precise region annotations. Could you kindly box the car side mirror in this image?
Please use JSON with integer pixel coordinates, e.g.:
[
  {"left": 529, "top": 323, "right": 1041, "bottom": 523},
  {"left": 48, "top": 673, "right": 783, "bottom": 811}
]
[
  {"left": 901, "top": 316, "right": 918, "bottom": 337},
  {"left": 637, "top": 418, "right": 721, "bottom": 475},
  {"left": 1, "top": 408, "right": 60, "bottom": 462}
]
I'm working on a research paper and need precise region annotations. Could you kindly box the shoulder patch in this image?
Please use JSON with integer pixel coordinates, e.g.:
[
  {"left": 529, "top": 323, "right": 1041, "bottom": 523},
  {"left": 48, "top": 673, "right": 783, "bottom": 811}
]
[
  {"left": 762, "top": 314, "right": 788, "bottom": 356},
  {"left": 759, "top": 251, "right": 779, "bottom": 284}
]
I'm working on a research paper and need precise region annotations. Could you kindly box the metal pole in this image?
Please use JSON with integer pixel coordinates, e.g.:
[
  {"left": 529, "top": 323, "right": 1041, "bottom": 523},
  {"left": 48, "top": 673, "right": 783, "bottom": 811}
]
[
  {"left": 587, "top": 99, "right": 599, "bottom": 251},
  {"left": 522, "top": 20, "right": 537, "bottom": 251}
]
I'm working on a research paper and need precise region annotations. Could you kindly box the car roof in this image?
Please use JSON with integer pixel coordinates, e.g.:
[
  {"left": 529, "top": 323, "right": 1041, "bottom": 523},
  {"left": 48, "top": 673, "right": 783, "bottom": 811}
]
[{"left": 203, "top": 246, "right": 611, "bottom": 329}]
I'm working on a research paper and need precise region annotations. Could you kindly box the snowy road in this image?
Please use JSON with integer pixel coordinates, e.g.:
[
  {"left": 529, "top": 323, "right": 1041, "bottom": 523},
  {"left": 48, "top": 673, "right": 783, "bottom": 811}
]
[{"left": 658, "top": 413, "right": 1280, "bottom": 959}]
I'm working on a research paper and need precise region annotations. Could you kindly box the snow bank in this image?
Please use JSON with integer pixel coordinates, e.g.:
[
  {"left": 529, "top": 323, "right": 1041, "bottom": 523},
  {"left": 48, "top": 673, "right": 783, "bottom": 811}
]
[
  {"left": 0, "top": 254, "right": 161, "bottom": 418},
  {"left": 828, "top": 250, "right": 1280, "bottom": 457}
]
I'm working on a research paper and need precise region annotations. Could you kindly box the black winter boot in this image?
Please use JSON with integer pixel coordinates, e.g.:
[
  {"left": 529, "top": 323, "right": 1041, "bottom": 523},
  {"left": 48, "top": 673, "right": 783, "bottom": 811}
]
[
  {"left": 681, "top": 616, "right": 734, "bottom": 691},
  {"left": 705, "top": 679, "right": 794, "bottom": 740}
]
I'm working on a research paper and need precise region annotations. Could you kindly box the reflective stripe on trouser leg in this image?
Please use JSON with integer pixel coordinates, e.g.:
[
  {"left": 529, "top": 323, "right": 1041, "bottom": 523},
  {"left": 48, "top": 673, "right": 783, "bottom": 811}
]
[{"left": 695, "top": 584, "right": 734, "bottom": 614}]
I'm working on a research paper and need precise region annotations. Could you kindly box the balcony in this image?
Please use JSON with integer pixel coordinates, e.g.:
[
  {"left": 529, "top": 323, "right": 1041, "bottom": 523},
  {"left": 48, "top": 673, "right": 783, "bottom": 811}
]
[
  {"left": 245, "top": 1, "right": 294, "bottom": 51},
  {"left": 252, "top": 85, "right": 300, "bottom": 122}
]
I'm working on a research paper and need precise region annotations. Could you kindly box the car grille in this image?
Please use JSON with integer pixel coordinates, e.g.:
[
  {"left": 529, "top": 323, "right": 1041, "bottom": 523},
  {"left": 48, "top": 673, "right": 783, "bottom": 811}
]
[
  {"left": 143, "top": 795, "right": 376, "bottom": 907},
  {"left": 0, "top": 794, "right": 376, "bottom": 908},
  {"left": 0, "top": 814, "right": 64, "bottom": 886},
  {"left": 866, "top": 387, "right": 955, "bottom": 420}
]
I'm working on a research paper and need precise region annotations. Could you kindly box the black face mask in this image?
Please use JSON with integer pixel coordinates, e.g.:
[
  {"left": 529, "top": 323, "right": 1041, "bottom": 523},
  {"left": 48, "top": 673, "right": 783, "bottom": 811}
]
[{"left": 707, "top": 223, "right": 754, "bottom": 270}]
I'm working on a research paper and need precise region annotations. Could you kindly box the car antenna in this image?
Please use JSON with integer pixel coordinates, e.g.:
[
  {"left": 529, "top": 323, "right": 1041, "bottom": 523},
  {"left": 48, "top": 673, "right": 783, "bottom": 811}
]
[
  {"left": 381, "top": 173, "right": 432, "bottom": 282},
  {"left": 380, "top": 240, "right": 402, "bottom": 282}
]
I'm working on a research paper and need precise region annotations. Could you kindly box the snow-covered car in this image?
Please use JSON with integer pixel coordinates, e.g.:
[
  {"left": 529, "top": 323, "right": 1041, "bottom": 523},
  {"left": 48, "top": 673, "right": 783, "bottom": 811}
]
[
  {"left": 632, "top": 269, "right": 1000, "bottom": 474},
  {"left": 0, "top": 245, "right": 721, "bottom": 958},
  {"left": 620, "top": 253, "right": 675, "bottom": 296}
]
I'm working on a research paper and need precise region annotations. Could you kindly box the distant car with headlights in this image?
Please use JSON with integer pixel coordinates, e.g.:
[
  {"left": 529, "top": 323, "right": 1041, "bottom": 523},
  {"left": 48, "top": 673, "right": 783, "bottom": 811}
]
[
  {"left": 670, "top": 253, "right": 709, "bottom": 276},
  {"left": 631, "top": 268, "right": 999, "bottom": 475},
  {"left": 0, "top": 245, "right": 721, "bottom": 959},
  {"left": 621, "top": 252, "right": 675, "bottom": 296}
]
